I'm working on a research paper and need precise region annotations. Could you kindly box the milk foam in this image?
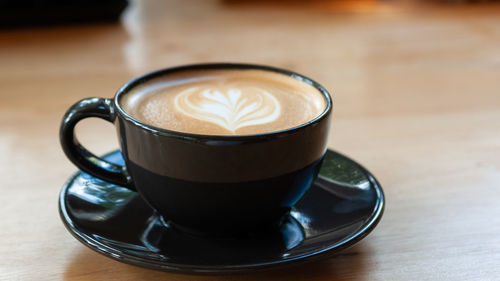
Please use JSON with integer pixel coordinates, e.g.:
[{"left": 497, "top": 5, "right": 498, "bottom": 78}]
[
  {"left": 121, "top": 69, "right": 326, "bottom": 136},
  {"left": 174, "top": 87, "right": 280, "bottom": 133}
]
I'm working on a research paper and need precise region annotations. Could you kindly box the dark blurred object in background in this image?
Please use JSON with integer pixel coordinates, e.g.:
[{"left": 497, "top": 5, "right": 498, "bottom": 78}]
[{"left": 0, "top": 0, "right": 128, "bottom": 29}]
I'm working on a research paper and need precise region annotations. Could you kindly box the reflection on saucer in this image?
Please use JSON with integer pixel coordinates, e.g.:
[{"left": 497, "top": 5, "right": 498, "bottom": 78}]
[
  {"left": 59, "top": 149, "right": 384, "bottom": 273},
  {"left": 140, "top": 213, "right": 305, "bottom": 264}
]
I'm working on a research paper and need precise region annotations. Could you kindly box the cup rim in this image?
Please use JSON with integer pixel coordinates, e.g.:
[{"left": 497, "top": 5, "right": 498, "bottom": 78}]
[{"left": 114, "top": 63, "right": 332, "bottom": 140}]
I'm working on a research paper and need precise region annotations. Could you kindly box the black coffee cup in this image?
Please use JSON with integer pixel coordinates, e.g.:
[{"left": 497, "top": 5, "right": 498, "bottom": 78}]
[{"left": 60, "top": 63, "right": 332, "bottom": 234}]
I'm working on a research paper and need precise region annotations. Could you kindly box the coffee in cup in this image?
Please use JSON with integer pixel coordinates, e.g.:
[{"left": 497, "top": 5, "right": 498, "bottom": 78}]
[
  {"left": 60, "top": 63, "right": 332, "bottom": 234},
  {"left": 121, "top": 69, "right": 326, "bottom": 136}
]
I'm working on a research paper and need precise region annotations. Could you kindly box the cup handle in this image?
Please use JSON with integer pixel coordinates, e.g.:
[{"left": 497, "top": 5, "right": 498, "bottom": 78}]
[{"left": 60, "top": 97, "right": 134, "bottom": 190}]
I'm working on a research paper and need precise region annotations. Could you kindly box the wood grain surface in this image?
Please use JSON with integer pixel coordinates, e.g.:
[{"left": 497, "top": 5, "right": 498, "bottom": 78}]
[{"left": 1, "top": 0, "right": 500, "bottom": 280}]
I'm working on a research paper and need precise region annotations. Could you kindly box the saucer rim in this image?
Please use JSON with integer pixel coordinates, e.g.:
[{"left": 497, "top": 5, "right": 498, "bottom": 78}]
[{"left": 58, "top": 149, "right": 385, "bottom": 274}]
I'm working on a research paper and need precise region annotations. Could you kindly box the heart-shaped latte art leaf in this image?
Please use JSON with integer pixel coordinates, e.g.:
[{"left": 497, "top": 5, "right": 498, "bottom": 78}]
[{"left": 174, "top": 87, "right": 281, "bottom": 133}]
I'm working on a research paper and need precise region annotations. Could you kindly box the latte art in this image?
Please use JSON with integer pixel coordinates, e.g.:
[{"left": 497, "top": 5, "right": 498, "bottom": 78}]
[
  {"left": 121, "top": 69, "right": 326, "bottom": 136},
  {"left": 174, "top": 87, "right": 280, "bottom": 132}
]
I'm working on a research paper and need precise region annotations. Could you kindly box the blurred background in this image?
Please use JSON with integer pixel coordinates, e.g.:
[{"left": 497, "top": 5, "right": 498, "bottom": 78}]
[
  {"left": 2, "top": 0, "right": 499, "bottom": 162},
  {"left": 1, "top": 0, "right": 500, "bottom": 280}
]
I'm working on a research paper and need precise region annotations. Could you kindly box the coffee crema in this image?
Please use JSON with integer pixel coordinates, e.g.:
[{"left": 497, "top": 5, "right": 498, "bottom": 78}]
[{"left": 120, "top": 69, "right": 326, "bottom": 135}]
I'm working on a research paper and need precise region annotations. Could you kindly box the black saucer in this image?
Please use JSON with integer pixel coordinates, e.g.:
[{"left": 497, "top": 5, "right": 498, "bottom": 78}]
[{"left": 59, "top": 149, "right": 384, "bottom": 274}]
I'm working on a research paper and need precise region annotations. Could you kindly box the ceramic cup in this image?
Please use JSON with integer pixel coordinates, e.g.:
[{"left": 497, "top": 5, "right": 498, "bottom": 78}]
[{"left": 60, "top": 63, "right": 332, "bottom": 234}]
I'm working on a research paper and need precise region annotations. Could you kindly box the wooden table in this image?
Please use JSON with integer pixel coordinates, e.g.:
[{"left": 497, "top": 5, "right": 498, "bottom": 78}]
[{"left": 1, "top": 0, "right": 500, "bottom": 279}]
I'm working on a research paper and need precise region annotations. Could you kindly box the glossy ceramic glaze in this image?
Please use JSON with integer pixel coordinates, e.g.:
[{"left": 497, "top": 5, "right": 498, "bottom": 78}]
[
  {"left": 59, "top": 149, "right": 384, "bottom": 274},
  {"left": 60, "top": 63, "right": 332, "bottom": 233}
]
